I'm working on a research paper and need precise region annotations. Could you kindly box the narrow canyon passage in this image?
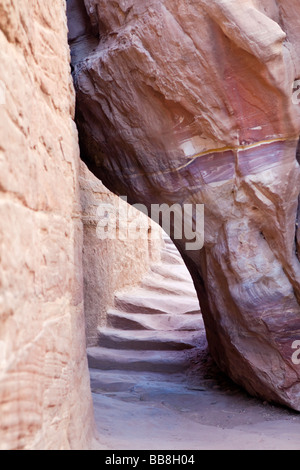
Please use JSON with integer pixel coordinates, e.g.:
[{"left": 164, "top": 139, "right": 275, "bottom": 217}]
[
  {"left": 88, "top": 236, "right": 300, "bottom": 450},
  {"left": 3, "top": 0, "right": 300, "bottom": 451}
]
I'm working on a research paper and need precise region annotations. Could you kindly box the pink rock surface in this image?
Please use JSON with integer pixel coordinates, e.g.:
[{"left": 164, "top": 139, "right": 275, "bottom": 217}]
[
  {"left": 0, "top": 0, "right": 95, "bottom": 450},
  {"left": 69, "top": 0, "right": 300, "bottom": 409}
]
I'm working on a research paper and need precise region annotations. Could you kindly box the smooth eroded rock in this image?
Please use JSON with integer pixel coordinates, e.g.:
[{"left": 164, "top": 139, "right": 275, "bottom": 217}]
[{"left": 69, "top": 0, "right": 300, "bottom": 410}]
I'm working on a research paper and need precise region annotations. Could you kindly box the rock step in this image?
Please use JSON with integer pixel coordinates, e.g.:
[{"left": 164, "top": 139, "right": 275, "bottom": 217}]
[
  {"left": 107, "top": 309, "right": 204, "bottom": 332},
  {"left": 164, "top": 242, "right": 179, "bottom": 251},
  {"left": 89, "top": 368, "right": 185, "bottom": 393},
  {"left": 140, "top": 274, "right": 197, "bottom": 297},
  {"left": 97, "top": 327, "right": 198, "bottom": 351},
  {"left": 150, "top": 264, "right": 192, "bottom": 283},
  {"left": 161, "top": 249, "right": 183, "bottom": 265},
  {"left": 87, "top": 347, "right": 190, "bottom": 373},
  {"left": 162, "top": 235, "right": 176, "bottom": 246},
  {"left": 163, "top": 248, "right": 178, "bottom": 256},
  {"left": 114, "top": 289, "right": 201, "bottom": 315}
]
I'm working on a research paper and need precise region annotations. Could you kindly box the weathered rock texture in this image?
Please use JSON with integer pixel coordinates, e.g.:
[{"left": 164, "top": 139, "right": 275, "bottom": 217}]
[
  {"left": 0, "top": 0, "right": 95, "bottom": 449},
  {"left": 80, "top": 161, "right": 163, "bottom": 346},
  {"left": 69, "top": 0, "right": 300, "bottom": 410}
]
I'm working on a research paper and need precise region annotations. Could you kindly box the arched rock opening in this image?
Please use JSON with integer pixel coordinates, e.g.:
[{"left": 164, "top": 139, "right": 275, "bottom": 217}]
[{"left": 68, "top": 0, "right": 300, "bottom": 411}]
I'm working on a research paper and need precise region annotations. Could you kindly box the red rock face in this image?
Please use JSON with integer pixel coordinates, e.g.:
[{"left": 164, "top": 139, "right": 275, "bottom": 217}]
[{"left": 68, "top": 0, "right": 300, "bottom": 410}]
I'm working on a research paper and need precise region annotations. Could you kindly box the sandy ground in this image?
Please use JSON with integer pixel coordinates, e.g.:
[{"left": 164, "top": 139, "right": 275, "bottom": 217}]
[{"left": 91, "top": 332, "right": 300, "bottom": 451}]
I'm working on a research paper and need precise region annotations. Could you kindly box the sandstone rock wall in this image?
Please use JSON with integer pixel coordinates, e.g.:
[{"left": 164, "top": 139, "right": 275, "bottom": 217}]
[
  {"left": 70, "top": 0, "right": 300, "bottom": 410},
  {"left": 0, "top": 0, "right": 95, "bottom": 450},
  {"left": 80, "top": 161, "right": 163, "bottom": 346}
]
